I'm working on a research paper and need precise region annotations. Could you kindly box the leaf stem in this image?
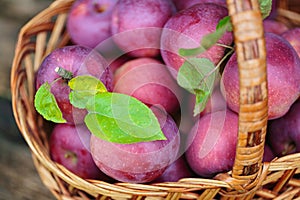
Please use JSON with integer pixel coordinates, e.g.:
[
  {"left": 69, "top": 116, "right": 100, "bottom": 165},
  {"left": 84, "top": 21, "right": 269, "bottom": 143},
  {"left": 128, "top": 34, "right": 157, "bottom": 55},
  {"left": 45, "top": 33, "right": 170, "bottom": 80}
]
[
  {"left": 198, "top": 48, "right": 234, "bottom": 88},
  {"left": 216, "top": 43, "right": 234, "bottom": 50}
]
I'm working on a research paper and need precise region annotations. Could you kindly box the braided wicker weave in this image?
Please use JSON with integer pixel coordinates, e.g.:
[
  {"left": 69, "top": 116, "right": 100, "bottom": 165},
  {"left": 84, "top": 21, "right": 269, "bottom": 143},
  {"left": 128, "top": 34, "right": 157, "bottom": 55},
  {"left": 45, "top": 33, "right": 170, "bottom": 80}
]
[{"left": 10, "top": 0, "right": 300, "bottom": 199}]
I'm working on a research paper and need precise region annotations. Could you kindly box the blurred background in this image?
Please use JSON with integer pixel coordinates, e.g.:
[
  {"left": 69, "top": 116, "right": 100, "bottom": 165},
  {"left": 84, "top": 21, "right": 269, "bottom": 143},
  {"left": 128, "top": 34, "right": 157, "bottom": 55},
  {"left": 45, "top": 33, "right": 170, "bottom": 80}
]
[{"left": 0, "top": 0, "right": 55, "bottom": 199}]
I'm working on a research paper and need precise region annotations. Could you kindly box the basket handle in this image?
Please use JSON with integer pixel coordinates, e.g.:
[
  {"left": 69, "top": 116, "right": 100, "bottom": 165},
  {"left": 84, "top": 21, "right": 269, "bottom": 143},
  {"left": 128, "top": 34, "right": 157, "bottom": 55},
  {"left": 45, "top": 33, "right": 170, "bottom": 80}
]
[{"left": 226, "top": 0, "right": 268, "bottom": 189}]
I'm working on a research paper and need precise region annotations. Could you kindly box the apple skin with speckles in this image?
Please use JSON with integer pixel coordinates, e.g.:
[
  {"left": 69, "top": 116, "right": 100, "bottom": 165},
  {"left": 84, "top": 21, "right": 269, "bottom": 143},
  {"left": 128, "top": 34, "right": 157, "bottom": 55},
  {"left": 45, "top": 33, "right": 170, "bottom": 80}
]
[
  {"left": 50, "top": 123, "right": 111, "bottom": 180},
  {"left": 185, "top": 109, "right": 238, "bottom": 178},
  {"left": 111, "top": 0, "right": 175, "bottom": 57},
  {"left": 35, "top": 45, "right": 113, "bottom": 124},
  {"left": 282, "top": 27, "right": 300, "bottom": 58},
  {"left": 113, "top": 57, "right": 182, "bottom": 115},
  {"left": 220, "top": 33, "right": 300, "bottom": 120},
  {"left": 67, "top": 0, "right": 118, "bottom": 48},
  {"left": 90, "top": 106, "right": 180, "bottom": 183},
  {"left": 160, "top": 3, "right": 233, "bottom": 74},
  {"left": 267, "top": 100, "right": 300, "bottom": 157},
  {"left": 172, "top": 0, "right": 226, "bottom": 11}
]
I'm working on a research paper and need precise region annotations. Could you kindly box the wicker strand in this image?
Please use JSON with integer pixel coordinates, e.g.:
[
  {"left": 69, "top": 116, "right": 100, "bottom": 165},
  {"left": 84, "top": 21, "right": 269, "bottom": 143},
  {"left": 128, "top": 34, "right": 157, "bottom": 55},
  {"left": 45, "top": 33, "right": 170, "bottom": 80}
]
[{"left": 226, "top": 0, "right": 268, "bottom": 189}]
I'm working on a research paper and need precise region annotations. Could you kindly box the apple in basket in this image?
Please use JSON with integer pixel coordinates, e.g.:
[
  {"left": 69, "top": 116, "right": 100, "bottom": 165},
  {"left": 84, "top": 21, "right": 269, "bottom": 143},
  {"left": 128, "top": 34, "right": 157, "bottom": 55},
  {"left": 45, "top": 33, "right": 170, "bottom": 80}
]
[
  {"left": 185, "top": 109, "right": 238, "bottom": 178},
  {"left": 263, "top": 19, "right": 289, "bottom": 35},
  {"left": 220, "top": 33, "right": 300, "bottom": 120},
  {"left": 110, "top": 0, "right": 175, "bottom": 57},
  {"left": 172, "top": 0, "right": 227, "bottom": 11},
  {"left": 113, "top": 57, "right": 183, "bottom": 115},
  {"left": 152, "top": 155, "right": 196, "bottom": 183},
  {"left": 90, "top": 106, "right": 180, "bottom": 183},
  {"left": 282, "top": 27, "right": 300, "bottom": 58},
  {"left": 67, "top": 0, "right": 118, "bottom": 48},
  {"left": 49, "top": 123, "right": 112, "bottom": 180},
  {"left": 35, "top": 45, "right": 113, "bottom": 124},
  {"left": 267, "top": 100, "right": 300, "bottom": 157},
  {"left": 160, "top": 2, "right": 233, "bottom": 73}
]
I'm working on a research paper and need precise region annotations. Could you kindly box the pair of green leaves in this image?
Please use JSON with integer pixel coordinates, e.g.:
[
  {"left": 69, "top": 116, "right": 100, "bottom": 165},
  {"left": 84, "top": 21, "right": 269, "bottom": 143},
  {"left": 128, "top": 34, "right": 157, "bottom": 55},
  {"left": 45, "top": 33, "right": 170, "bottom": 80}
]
[
  {"left": 176, "top": 0, "right": 272, "bottom": 116},
  {"left": 176, "top": 16, "right": 231, "bottom": 117},
  {"left": 34, "top": 75, "right": 166, "bottom": 144}
]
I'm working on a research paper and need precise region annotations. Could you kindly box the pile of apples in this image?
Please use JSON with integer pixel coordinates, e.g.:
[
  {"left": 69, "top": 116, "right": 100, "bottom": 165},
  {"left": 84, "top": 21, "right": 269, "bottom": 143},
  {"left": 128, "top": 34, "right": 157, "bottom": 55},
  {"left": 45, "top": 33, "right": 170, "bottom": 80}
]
[{"left": 34, "top": 0, "right": 300, "bottom": 183}]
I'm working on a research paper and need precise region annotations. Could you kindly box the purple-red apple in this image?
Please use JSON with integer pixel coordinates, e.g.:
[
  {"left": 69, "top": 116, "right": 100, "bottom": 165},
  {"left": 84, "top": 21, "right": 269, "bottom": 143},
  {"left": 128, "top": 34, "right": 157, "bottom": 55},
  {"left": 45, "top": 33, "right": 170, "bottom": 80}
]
[
  {"left": 111, "top": 0, "right": 175, "bottom": 57},
  {"left": 160, "top": 3, "right": 233, "bottom": 73},
  {"left": 90, "top": 106, "right": 181, "bottom": 183},
  {"left": 50, "top": 123, "right": 110, "bottom": 180},
  {"left": 67, "top": 0, "right": 118, "bottom": 48},
  {"left": 263, "top": 144, "right": 276, "bottom": 162},
  {"left": 113, "top": 57, "right": 182, "bottom": 114},
  {"left": 282, "top": 27, "right": 300, "bottom": 58},
  {"left": 35, "top": 45, "right": 113, "bottom": 124},
  {"left": 267, "top": 100, "right": 300, "bottom": 157},
  {"left": 220, "top": 33, "right": 300, "bottom": 119},
  {"left": 172, "top": 0, "right": 226, "bottom": 11},
  {"left": 185, "top": 109, "right": 238, "bottom": 178},
  {"left": 263, "top": 19, "right": 289, "bottom": 35},
  {"left": 152, "top": 155, "right": 195, "bottom": 182}
]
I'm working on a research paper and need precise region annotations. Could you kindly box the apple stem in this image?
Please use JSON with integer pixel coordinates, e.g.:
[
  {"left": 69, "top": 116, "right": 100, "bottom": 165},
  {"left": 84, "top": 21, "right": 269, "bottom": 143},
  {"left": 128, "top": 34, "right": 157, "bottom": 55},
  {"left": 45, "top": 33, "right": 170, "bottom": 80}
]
[
  {"left": 198, "top": 48, "right": 234, "bottom": 88},
  {"left": 93, "top": 2, "right": 106, "bottom": 13},
  {"left": 55, "top": 67, "right": 73, "bottom": 81}
]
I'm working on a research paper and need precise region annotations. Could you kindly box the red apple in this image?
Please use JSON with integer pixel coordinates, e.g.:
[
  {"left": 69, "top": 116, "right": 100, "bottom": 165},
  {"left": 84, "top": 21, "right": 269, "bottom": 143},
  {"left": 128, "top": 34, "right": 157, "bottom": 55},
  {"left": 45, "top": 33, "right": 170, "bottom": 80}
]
[
  {"left": 172, "top": 0, "right": 226, "bottom": 11},
  {"left": 263, "top": 19, "right": 289, "bottom": 35},
  {"left": 35, "top": 45, "right": 113, "bottom": 124},
  {"left": 113, "top": 57, "right": 182, "bottom": 114},
  {"left": 160, "top": 3, "right": 233, "bottom": 74},
  {"left": 282, "top": 27, "right": 300, "bottom": 58},
  {"left": 50, "top": 123, "right": 111, "bottom": 180},
  {"left": 152, "top": 155, "right": 195, "bottom": 182},
  {"left": 90, "top": 106, "right": 181, "bottom": 183},
  {"left": 111, "top": 0, "right": 175, "bottom": 57},
  {"left": 221, "top": 33, "right": 300, "bottom": 119},
  {"left": 185, "top": 109, "right": 238, "bottom": 178},
  {"left": 267, "top": 100, "right": 300, "bottom": 157},
  {"left": 67, "top": 0, "right": 118, "bottom": 48}
]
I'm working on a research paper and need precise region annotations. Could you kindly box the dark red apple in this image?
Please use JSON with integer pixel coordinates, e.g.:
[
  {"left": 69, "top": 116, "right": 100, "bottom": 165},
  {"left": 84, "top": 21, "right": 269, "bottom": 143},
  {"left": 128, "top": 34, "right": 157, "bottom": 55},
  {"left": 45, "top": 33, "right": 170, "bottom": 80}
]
[
  {"left": 67, "top": 0, "right": 118, "bottom": 48},
  {"left": 113, "top": 57, "right": 182, "bottom": 114},
  {"left": 111, "top": 0, "right": 175, "bottom": 57},
  {"left": 263, "top": 144, "right": 276, "bottom": 162},
  {"left": 263, "top": 19, "right": 289, "bottom": 35},
  {"left": 185, "top": 109, "right": 238, "bottom": 178},
  {"left": 152, "top": 155, "right": 195, "bottom": 182},
  {"left": 50, "top": 123, "right": 110, "bottom": 180},
  {"left": 35, "top": 45, "right": 113, "bottom": 124},
  {"left": 172, "top": 0, "right": 226, "bottom": 11},
  {"left": 90, "top": 106, "right": 181, "bottom": 183},
  {"left": 267, "top": 100, "right": 300, "bottom": 157},
  {"left": 282, "top": 27, "right": 300, "bottom": 58},
  {"left": 221, "top": 33, "right": 300, "bottom": 120},
  {"left": 160, "top": 3, "right": 233, "bottom": 74}
]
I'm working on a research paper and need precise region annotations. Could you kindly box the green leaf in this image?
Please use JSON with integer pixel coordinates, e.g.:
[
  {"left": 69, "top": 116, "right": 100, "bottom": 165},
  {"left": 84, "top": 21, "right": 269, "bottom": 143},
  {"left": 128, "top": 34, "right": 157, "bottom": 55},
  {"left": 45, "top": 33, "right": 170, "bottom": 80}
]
[
  {"left": 68, "top": 75, "right": 107, "bottom": 109},
  {"left": 84, "top": 92, "right": 166, "bottom": 144},
  {"left": 178, "top": 45, "right": 206, "bottom": 57},
  {"left": 193, "top": 89, "right": 210, "bottom": 116},
  {"left": 216, "top": 16, "right": 232, "bottom": 32},
  {"left": 179, "top": 16, "right": 232, "bottom": 57},
  {"left": 201, "top": 16, "right": 232, "bottom": 50},
  {"left": 259, "top": 0, "right": 272, "bottom": 19},
  {"left": 177, "top": 58, "right": 216, "bottom": 116},
  {"left": 34, "top": 82, "right": 66, "bottom": 123}
]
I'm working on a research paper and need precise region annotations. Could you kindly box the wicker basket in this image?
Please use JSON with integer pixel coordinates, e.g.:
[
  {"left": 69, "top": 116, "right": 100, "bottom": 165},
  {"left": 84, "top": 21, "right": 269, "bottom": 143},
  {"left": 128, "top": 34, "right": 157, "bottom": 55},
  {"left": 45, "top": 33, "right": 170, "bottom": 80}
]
[{"left": 10, "top": 0, "right": 300, "bottom": 199}]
